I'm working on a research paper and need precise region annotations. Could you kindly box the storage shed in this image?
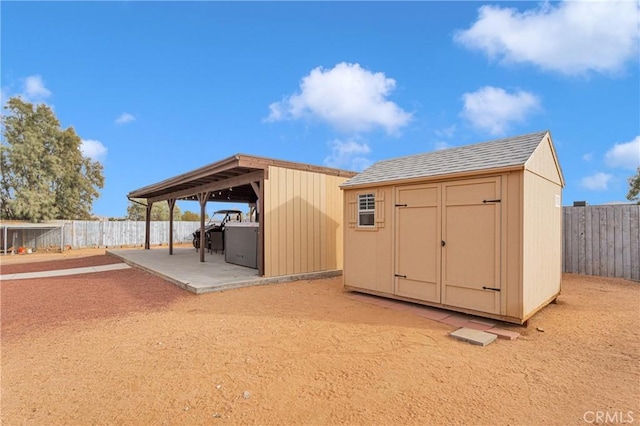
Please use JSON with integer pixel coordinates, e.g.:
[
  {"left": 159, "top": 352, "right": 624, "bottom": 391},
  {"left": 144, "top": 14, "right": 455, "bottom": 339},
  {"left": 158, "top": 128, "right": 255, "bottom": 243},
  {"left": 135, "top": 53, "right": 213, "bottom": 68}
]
[
  {"left": 340, "top": 131, "right": 564, "bottom": 324},
  {"left": 128, "top": 154, "right": 356, "bottom": 278}
]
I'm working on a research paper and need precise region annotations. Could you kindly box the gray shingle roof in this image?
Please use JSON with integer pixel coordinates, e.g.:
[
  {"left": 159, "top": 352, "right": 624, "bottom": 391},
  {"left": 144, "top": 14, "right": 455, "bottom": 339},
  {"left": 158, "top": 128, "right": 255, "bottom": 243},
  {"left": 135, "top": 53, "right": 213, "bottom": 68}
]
[{"left": 341, "top": 131, "right": 548, "bottom": 187}]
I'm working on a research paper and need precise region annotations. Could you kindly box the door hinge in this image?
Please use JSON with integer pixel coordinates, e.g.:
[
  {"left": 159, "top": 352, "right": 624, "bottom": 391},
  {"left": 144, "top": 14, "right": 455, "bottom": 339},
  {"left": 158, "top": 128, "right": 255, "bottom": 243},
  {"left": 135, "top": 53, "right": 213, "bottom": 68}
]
[
  {"left": 483, "top": 199, "right": 501, "bottom": 203},
  {"left": 395, "top": 204, "right": 408, "bottom": 207},
  {"left": 395, "top": 274, "right": 407, "bottom": 278},
  {"left": 482, "top": 286, "right": 501, "bottom": 292}
]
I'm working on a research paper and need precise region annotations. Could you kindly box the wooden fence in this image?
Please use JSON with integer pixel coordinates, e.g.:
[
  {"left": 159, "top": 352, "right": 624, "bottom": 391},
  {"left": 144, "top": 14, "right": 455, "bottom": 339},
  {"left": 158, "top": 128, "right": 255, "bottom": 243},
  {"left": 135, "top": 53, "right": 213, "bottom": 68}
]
[
  {"left": 563, "top": 205, "right": 640, "bottom": 281},
  {"left": 1, "top": 221, "right": 201, "bottom": 251}
]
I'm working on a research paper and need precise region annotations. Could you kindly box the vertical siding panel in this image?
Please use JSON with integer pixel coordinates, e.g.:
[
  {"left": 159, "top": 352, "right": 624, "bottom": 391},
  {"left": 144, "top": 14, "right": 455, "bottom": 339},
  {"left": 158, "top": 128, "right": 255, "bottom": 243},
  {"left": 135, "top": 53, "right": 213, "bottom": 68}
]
[
  {"left": 584, "top": 207, "right": 592, "bottom": 275},
  {"left": 286, "top": 168, "right": 295, "bottom": 275},
  {"left": 622, "top": 206, "right": 631, "bottom": 280},
  {"left": 263, "top": 172, "right": 272, "bottom": 276},
  {"left": 293, "top": 169, "right": 301, "bottom": 274},
  {"left": 313, "top": 172, "right": 321, "bottom": 271},
  {"left": 327, "top": 175, "right": 338, "bottom": 270},
  {"left": 268, "top": 168, "right": 276, "bottom": 275},
  {"left": 307, "top": 172, "right": 315, "bottom": 271},
  {"left": 300, "top": 171, "right": 309, "bottom": 273},
  {"left": 320, "top": 174, "right": 327, "bottom": 270},
  {"left": 278, "top": 167, "right": 287, "bottom": 276}
]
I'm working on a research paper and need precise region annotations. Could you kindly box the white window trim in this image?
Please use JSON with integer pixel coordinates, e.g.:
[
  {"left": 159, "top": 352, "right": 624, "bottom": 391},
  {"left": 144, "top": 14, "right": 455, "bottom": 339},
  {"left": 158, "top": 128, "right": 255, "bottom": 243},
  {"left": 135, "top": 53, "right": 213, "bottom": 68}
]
[{"left": 358, "top": 193, "right": 375, "bottom": 227}]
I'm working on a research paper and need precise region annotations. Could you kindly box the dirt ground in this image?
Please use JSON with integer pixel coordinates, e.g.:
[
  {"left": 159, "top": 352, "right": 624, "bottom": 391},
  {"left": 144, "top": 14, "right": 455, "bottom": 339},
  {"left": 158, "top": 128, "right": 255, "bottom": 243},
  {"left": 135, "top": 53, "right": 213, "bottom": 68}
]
[{"left": 1, "top": 250, "right": 639, "bottom": 425}]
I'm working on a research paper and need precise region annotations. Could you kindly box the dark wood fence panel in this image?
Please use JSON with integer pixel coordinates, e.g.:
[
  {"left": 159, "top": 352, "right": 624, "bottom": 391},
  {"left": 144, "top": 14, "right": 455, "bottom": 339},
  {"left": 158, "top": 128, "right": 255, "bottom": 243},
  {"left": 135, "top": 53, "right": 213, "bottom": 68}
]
[{"left": 563, "top": 205, "right": 640, "bottom": 281}]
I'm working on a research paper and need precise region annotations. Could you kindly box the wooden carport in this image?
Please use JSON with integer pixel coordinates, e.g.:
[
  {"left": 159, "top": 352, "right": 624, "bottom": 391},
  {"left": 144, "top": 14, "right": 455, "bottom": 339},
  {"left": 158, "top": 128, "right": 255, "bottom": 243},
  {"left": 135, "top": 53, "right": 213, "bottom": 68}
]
[{"left": 128, "top": 154, "right": 356, "bottom": 278}]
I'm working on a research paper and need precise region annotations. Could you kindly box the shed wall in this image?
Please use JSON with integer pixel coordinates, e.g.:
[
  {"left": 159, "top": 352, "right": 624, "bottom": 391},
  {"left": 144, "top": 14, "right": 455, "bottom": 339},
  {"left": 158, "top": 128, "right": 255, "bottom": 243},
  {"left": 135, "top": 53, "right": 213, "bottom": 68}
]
[
  {"left": 504, "top": 171, "right": 523, "bottom": 319},
  {"left": 522, "top": 170, "right": 563, "bottom": 315},
  {"left": 343, "top": 186, "right": 395, "bottom": 293},
  {"left": 263, "top": 166, "right": 347, "bottom": 277},
  {"left": 525, "top": 135, "right": 563, "bottom": 186}
]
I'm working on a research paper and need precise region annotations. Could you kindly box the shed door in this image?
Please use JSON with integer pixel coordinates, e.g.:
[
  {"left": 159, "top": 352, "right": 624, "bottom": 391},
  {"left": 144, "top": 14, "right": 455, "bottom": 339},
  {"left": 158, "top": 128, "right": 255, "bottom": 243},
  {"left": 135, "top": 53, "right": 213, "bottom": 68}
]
[
  {"left": 442, "top": 177, "right": 501, "bottom": 314},
  {"left": 394, "top": 184, "right": 441, "bottom": 303}
]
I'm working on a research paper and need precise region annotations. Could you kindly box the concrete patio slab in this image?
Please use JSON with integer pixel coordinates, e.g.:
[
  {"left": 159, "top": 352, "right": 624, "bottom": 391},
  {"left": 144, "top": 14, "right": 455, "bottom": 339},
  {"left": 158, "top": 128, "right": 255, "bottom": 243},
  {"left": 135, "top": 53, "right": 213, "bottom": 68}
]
[
  {"left": 450, "top": 327, "right": 497, "bottom": 346},
  {"left": 107, "top": 247, "right": 341, "bottom": 294}
]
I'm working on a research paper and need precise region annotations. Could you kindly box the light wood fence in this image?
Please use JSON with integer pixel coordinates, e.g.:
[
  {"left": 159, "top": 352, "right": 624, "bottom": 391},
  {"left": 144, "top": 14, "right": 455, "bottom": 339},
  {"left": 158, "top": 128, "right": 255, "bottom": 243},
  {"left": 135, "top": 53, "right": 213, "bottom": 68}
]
[
  {"left": 563, "top": 205, "right": 639, "bottom": 281},
  {"left": 1, "top": 221, "right": 200, "bottom": 252}
]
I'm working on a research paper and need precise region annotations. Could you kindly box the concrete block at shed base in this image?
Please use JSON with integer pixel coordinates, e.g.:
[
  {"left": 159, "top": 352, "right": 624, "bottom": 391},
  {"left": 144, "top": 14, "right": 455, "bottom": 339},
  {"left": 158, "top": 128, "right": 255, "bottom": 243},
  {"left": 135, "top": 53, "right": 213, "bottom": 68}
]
[{"left": 450, "top": 327, "right": 497, "bottom": 346}]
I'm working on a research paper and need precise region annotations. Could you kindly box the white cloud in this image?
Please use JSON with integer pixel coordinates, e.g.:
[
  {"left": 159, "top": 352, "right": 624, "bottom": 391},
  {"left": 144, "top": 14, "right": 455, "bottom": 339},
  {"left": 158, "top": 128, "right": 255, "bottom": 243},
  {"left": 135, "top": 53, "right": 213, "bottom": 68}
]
[
  {"left": 455, "top": 1, "right": 640, "bottom": 75},
  {"left": 81, "top": 139, "right": 108, "bottom": 162},
  {"left": 265, "top": 62, "right": 412, "bottom": 135},
  {"left": 582, "top": 153, "right": 593, "bottom": 162},
  {"left": 23, "top": 75, "right": 52, "bottom": 100},
  {"left": 324, "top": 138, "right": 372, "bottom": 171},
  {"left": 461, "top": 86, "right": 540, "bottom": 135},
  {"left": 605, "top": 136, "right": 640, "bottom": 170},
  {"left": 115, "top": 112, "right": 136, "bottom": 125},
  {"left": 581, "top": 172, "right": 613, "bottom": 191}
]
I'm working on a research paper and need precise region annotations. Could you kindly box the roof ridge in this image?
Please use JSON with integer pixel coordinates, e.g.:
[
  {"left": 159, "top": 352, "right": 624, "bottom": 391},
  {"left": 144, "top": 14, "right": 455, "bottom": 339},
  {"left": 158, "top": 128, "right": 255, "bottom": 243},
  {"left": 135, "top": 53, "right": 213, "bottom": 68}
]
[{"left": 376, "top": 130, "right": 549, "bottom": 165}]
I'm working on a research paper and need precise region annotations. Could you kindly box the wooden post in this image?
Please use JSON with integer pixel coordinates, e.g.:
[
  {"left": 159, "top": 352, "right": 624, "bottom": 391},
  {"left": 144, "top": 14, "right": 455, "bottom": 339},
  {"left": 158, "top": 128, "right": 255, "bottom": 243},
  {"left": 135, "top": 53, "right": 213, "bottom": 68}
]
[
  {"left": 168, "top": 198, "right": 176, "bottom": 255},
  {"left": 255, "top": 180, "right": 265, "bottom": 277},
  {"left": 145, "top": 202, "right": 153, "bottom": 250},
  {"left": 197, "top": 192, "right": 210, "bottom": 262}
]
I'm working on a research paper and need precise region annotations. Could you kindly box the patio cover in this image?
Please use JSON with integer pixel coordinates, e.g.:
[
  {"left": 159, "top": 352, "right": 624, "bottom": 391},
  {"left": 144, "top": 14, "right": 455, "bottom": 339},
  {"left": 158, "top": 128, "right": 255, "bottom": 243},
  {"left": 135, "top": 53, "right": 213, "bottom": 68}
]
[{"left": 127, "top": 153, "right": 355, "bottom": 271}]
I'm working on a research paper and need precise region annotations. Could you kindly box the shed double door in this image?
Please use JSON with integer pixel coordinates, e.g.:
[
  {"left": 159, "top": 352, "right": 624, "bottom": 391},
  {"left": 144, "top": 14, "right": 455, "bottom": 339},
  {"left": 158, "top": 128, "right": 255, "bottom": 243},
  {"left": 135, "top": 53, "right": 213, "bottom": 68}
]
[{"left": 394, "top": 177, "right": 502, "bottom": 315}]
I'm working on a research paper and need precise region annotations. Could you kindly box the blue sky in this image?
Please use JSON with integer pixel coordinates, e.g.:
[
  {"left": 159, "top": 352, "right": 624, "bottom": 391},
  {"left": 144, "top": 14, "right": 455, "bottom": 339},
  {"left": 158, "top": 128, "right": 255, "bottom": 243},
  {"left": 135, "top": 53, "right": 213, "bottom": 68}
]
[{"left": 2, "top": 1, "right": 639, "bottom": 218}]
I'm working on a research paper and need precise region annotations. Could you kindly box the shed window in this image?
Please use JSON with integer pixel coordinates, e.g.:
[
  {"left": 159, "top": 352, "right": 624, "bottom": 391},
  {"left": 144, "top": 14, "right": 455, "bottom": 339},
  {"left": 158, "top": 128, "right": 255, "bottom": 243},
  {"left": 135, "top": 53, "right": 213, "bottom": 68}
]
[{"left": 358, "top": 193, "right": 375, "bottom": 227}]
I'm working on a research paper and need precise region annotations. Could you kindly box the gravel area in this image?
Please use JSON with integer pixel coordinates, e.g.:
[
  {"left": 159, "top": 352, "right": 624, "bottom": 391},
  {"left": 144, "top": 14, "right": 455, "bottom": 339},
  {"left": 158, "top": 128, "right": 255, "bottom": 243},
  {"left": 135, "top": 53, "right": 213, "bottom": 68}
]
[{"left": 1, "top": 252, "right": 638, "bottom": 425}]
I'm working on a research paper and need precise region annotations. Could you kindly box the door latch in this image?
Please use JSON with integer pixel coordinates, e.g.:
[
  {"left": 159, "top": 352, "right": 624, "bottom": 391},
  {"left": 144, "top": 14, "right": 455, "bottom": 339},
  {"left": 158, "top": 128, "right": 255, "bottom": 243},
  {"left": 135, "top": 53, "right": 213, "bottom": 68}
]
[
  {"left": 395, "top": 274, "right": 407, "bottom": 278},
  {"left": 441, "top": 240, "right": 446, "bottom": 247},
  {"left": 483, "top": 199, "right": 501, "bottom": 203},
  {"left": 482, "top": 286, "right": 501, "bottom": 292}
]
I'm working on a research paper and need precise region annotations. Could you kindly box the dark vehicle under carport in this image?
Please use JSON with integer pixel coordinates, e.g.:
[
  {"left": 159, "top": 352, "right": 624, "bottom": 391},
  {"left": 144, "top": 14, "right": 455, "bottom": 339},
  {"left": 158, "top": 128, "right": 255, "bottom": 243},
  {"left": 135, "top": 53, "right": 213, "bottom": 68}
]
[{"left": 192, "top": 209, "right": 243, "bottom": 253}]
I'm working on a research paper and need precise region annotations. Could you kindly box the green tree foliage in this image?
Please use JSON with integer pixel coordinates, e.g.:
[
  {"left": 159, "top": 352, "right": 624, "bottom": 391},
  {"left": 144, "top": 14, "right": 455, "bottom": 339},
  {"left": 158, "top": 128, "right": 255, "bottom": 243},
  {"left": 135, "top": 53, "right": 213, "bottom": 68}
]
[
  {"left": 627, "top": 166, "right": 640, "bottom": 204},
  {"left": 181, "top": 210, "right": 201, "bottom": 221},
  {"left": 126, "top": 199, "right": 182, "bottom": 221},
  {"left": 0, "top": 97, "right": 104, "bottom": 221}
]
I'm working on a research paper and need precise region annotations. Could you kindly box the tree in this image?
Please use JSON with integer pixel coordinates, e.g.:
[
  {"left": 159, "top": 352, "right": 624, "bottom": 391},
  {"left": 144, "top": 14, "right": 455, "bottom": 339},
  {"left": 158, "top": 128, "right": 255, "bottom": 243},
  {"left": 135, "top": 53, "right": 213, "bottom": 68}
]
[
  {"left": 181, "top": 210, "right": 201, "bottom": 221},
  {"left": 0, "top": 97, "right": 104, "bottom": 221},
  {"left": 126, "top": 199, "right": 182, "bottom": 221},
  {"left": 627, "top": 166, "right": 640, "bottom": 204}
]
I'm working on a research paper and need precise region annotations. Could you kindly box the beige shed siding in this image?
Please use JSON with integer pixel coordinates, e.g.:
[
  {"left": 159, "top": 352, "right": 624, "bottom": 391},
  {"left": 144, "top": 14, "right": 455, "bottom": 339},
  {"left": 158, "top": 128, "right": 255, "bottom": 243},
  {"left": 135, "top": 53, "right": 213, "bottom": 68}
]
[
  {"left": 525, "top": 136, "right": 563, "bottom": 186},
  {"left": 504, "top": 171, "right": 523, "bottom": 319},
  {"left": 263, "top": 166, "right": 347, "bottom": 277},
  {"left": 522, "top": 170, "right": 563, "bottom": 315},
  {"left": 343, "top": 187, "right": 395, "bottom": 294}
]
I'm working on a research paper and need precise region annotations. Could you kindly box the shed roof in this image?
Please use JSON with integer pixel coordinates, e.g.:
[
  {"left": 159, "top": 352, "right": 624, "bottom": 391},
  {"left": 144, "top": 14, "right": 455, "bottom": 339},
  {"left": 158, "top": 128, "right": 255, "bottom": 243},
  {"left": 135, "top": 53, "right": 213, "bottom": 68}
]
[{"left": 341, "top": 131, "right": 554, "bottom": 188}]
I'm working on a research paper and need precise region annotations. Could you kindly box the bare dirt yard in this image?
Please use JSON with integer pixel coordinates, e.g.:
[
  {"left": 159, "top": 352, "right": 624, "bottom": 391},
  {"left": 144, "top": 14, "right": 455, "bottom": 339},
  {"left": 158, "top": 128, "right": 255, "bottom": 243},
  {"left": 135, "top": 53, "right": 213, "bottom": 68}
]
[{"left": 1, "top": 250, "right": 639, "bottom": 425}]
